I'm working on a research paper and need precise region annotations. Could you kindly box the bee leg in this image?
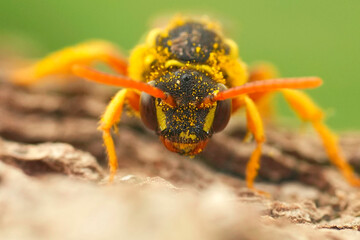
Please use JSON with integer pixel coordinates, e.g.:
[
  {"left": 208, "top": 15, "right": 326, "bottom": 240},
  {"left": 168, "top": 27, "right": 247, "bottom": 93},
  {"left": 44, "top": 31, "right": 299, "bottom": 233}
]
[
  {"left": 98, "top": 89, "right": 140, "bottom": 182},
  {"left": 10, "top": 40, "right": 127, "bottom": 85},
  {"left": 247, "top": 63, "right": 278, "bottom": 118},
  {"left": 281, "top": 89, "right": 360, "bottom": 186},
  {"left": 232, "top": 63, "right": 277, "bottom": 116},
  {"left": 235, "top": 95, "right": 267, "bottom": 194}
]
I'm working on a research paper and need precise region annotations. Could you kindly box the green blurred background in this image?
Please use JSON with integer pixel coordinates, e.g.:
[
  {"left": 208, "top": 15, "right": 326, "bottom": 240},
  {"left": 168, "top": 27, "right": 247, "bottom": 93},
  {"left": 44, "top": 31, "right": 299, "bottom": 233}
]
[{"left": 0, "top": 0, "right": 359, "bottom": 130}]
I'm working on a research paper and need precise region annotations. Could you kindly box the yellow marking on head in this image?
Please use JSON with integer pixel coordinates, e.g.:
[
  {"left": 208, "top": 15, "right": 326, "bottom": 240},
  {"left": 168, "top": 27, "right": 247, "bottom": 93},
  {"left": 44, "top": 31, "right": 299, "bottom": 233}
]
[
  {"left": 203, "top": 103, "right": 217, "bottom": 132},
  {"left": 172, "top": 142, "right": 199, "bottom": 154},
  {"left": 155, "top": 103, "right": 167, "bottom": 131},
  {"left": 179, "top": 131, "right": 197, "bottom": 141}
]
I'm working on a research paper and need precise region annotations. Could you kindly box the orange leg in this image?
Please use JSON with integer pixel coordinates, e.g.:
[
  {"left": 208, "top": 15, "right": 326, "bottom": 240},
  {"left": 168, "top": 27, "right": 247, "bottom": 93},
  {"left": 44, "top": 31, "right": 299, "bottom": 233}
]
[
  {"left": 248, "top": 63, "right": 278, "bottom": 118},
  {"left": 10, "top": 40, "right": 128, "bottom": 85},
  {"left": 282, "top": 89, "right": 360, "bottom": 186},
  {"left": 7, "top": 40, "right": 177, "bottom": 182},
  {"left": 98, "top": 88, "right": 140, "bottom": 181},
  {"left": 233, "top": 95, "right": 266, "bottom": 192},
  {"left": 231, "top": 64, "right": 359, "bottom": 187},
  {"left": 248, "top": 63, "right": 277, "bottom": 81},
  {"left": 8, "top": 41, "right": 160, "bottom": 181},
  {"left": 232, "top": 64, "right": 276, "bottom": 113}
]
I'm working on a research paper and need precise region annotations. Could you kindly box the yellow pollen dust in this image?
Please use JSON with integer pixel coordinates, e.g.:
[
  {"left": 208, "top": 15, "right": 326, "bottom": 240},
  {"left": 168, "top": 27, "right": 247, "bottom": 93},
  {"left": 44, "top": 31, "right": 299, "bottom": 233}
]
[{"left": 179, "top": 131, "right": 197, "bottom": 141}]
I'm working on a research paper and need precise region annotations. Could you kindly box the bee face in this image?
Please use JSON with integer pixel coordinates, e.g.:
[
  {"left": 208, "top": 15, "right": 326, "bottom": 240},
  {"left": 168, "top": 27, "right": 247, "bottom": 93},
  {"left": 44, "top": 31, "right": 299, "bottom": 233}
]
[{"left": 140, "top": 68, "right": 231, "bottom": 155}]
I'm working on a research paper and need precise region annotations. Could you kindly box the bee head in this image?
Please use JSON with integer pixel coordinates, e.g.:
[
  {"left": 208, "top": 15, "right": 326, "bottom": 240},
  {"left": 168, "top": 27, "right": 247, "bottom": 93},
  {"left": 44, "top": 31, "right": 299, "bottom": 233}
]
[{"left": 140, "top": 68, "right": 231, "bottom": 155}]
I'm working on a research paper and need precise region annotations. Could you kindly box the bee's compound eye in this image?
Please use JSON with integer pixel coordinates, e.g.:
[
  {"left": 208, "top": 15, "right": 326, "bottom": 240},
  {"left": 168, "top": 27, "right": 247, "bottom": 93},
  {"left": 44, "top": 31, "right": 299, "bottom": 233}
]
[
  {"left": 140, "top": 92, "right": 158, "bottom": 131},
  {"left": 212, "top": 99, "right": 231, "bottom": 133}
]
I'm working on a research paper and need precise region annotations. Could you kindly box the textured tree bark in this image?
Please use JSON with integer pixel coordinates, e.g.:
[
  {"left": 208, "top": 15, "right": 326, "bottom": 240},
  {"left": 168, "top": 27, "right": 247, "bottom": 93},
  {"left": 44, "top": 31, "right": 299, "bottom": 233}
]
[{"left": 1, "top": 79, "right": 360, "bottom": 239}]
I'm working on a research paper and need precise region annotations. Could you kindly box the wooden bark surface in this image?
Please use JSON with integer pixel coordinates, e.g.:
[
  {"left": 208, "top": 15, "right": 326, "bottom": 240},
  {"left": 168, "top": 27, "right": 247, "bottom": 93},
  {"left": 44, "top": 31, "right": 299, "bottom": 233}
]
[{"left": 0, "top": 79, "right": 359, "bottom": 239}]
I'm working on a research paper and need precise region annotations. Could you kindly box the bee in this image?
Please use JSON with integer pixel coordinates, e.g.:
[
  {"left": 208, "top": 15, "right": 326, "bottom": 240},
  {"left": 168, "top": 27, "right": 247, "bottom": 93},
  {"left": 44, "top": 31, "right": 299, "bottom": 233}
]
[{"left": 11, "top": 16, "right": 360, "bottom": 191}]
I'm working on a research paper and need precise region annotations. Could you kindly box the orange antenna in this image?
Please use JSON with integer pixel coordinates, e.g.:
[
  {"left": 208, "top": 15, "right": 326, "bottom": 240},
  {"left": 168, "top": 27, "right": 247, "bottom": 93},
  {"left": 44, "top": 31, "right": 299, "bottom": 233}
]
[
  {"left": 214, "top": 77, "right": 322, "bottom": 101},
  {"left": 72, "top": 65, "right": 176, "bottom": 106}
]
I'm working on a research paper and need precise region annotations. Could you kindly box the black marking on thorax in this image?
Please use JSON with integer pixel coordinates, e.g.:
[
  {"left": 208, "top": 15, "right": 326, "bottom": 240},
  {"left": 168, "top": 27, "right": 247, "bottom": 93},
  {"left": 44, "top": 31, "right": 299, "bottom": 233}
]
[{"left": 157, "top": 22, "right": 230, "bottom": 63}]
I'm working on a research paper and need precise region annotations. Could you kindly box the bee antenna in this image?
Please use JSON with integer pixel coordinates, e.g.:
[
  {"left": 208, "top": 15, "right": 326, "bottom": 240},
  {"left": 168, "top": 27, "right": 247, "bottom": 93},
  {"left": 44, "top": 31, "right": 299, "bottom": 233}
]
[
  {"left": 211, "top": 77, "right": 323, "bottom": 101},
  {"left": 72, "top": 65, "right": 169, "bottom": 99}
]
